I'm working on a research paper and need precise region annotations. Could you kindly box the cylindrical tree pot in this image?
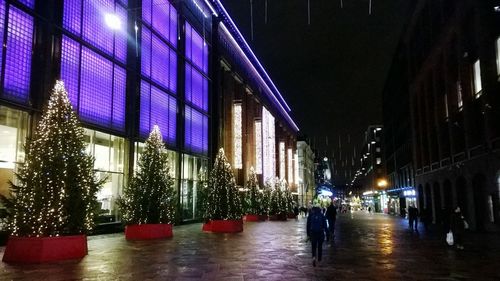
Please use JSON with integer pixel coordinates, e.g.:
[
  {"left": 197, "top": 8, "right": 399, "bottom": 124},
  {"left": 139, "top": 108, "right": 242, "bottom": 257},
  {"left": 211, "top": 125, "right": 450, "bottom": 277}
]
[
  {"left": 287, "top": 213, "right": 297, "bottom": 219},
  {"left": 2, "top": 235, "right": 87, "bottom": 263},
  {"left": 245, "top": 214, "right": 260, "bottom": 222},
  {"left": 269, "top": 214, "right": 287, "bottom": 221},
  {"left": 258, "top": 215, "right": 268, "bottom": 221},
  {"left": 125, "top": 224, "right": 173, "bottom": 240},
  {"left": 202, "top": 219, "right": 243, "bottom": 233}
]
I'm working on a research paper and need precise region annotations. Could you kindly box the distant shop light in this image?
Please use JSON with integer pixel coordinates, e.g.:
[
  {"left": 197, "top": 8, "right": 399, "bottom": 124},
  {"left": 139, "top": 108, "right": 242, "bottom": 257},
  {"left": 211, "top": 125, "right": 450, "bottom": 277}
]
[
  {"left": 403, "top": 190, "right": 416, "bottom": 197},
  {"left": 320, "top": 190, "right": 333, "bottom": 197},
  {"left": 494, "top": 6, "right": 500, "bottom": 12}
]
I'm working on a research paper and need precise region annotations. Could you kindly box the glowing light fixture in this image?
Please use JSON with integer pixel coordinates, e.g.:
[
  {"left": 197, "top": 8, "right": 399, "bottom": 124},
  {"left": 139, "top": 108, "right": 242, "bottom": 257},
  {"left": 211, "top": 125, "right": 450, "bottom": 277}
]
[
  {"left": 262, "top": 107, "right": 275, "bottom": 182},
  {"left": 279, "top": 142, "right": 285, "bottom": 178},
  {"left": 255, "top": 120, "right": 262, "bottom": 174},
  {"left": 233, "top": 103, "right": 242, "bottom": 169},
  {"left": 377, "top": 179, "right": 388, "bottom": 188},
  {"left": 287, "top": 148, "right": 293, "bottom": 183},
  {"left": 294, "top": 151, "right": 299, "bottom": 185},
  {"left": 104, "top": 13, "right": 122, "bottom": 30}
]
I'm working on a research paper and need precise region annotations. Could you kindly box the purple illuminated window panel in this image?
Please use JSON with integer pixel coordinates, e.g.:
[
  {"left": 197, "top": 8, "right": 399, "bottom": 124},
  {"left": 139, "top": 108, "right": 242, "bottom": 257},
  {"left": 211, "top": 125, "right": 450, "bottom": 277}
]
[
  {"left": 0, "top": 1, "right": 5, "bottom": 78},
  {"left": 113, "top": 5, "right": 128, "bottom": 62},
  {"left": 112, "top": 66, "right": 126, "bottom": 131},
  {"left": 61, "top": 37, "right": 126, "bottom": 131},
  {"left": 140, "top": 81, "right": 177, "bottom": 145},
  {"left": 63, "top": 0, "right": 127, "bottom": 63},
  {"left": 141, "top": 0, "right": 152, "bottom": 26},
  {"left": 142, "top": 27, "right": 177, "bottom": 93},
  {"left": 3, "top": 6, "right": 33, "bottom": 104},
  {"left": 185, "top": 106, "right": 208, "bottom": 154},
  {"left": 141, "top": 28, "right": 152, "bottom": 77},
  {"left": 60, "top": 36, "right": 81, "bottom": 110},
  {"left": 142, "top": 0, "right": 177, "bottom": 48},
  {"left": 63, "top": 0, "right": 81, "bottom": 36},
  {"left": 185, "top": 23, "right": 208, "bottom": 73},
  {"left": 185, "top": 65, "right": 208, "bottom": 112},
  {"left": 80, "top": 47, "right": 113, "bottom": 126},
  {"left": 18, "top": 0, "right": 34, "bottom": 9}
]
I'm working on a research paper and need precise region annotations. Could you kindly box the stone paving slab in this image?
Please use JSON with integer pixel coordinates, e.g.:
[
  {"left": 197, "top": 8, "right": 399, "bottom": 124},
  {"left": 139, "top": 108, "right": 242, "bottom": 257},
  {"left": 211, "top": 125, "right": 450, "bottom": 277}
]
[{"left": 1, "top": 212, "right": 499, "bottom": 280}]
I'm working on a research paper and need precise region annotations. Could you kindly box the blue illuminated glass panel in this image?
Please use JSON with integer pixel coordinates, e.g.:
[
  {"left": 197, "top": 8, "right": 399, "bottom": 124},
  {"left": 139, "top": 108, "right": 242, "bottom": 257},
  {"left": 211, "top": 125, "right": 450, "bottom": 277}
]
[
  {"left": 60, "top": 36, "right": 80, "bottom": 109},
  {"left": 142, "top": 0, "right": 177, "bottom": 48},
  {"left": 18, "top": 0, "right": 34, "bottom": 9},
  {"left": 140, "top": 81, "right": 177, "bottom": 145},
  {"left": 0, "top": 1, "right": 6, "bottom": 89},
  {"left": 3, "top": 6, "right": 33, "bottom": 104},
  {"left": 185, "top": 22, "right": 208, "bottom": 73},
  {"left": 61, "top": 36, "right": 126, "bottom": 132},
  {"left": 185, "top": 106, "right": 208, "bottom": 154},
  {"left": 63, "top": 0, "right": 127, "bottom": 63},
  {"left": 185, "top": 65, "right": 208, "bottom": 112},
  {"left": 141, "top": 27, "right": 177, "bottom": 93}
]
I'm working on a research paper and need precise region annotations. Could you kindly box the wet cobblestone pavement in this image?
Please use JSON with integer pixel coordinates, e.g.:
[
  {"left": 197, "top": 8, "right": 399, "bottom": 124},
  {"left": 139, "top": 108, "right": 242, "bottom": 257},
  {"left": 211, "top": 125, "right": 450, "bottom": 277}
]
[{"left": 1, "top": 211, "right": 500, "bottom": 280}]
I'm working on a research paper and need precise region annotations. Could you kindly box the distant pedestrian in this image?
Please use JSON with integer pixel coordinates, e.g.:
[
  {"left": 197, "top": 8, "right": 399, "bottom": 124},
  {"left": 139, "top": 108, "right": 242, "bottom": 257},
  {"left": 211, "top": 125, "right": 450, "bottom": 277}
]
[
  {"left": 408, "top": 205, "right": 419, "bottom": 231},
  {"left": 307, "top": 204, "right": 328, "bottom": 267},
  {"left": 368, "top": 206, "right": 372, "bottom": 214},
  {"left": 325, "top": 200, "right": 337, "bottom": 241},
  {"left": 421, "top": 208, "right": 430, "bottom": 231},
  {"left": 450, "top": 206, "right": 467, "bottom": 250},
  {"left": 293, "top": 205, "right": 299, "bottom": 220}
]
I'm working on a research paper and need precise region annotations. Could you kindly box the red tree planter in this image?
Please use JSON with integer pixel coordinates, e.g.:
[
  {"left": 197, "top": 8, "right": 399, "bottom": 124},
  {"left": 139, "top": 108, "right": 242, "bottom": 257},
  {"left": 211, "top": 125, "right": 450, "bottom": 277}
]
[
  {"left": 2, "top": 235, "right": 87, "bottom": 263},
  {"left": 202, "top": 219, "right": 243, "bottom": 233},
  {"left": 269, "top": 214, "right": 287, "bottom": 221},
  {"left": 125, "top": 224, "right": 173, "bottom": 240},
  {"left": 245, "top": 214, "right": 260, "bottom": 222}
]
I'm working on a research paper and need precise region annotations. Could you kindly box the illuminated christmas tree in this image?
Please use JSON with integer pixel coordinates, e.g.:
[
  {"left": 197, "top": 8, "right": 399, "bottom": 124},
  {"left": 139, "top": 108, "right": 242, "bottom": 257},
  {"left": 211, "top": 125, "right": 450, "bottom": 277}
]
[
  {"left": 282, "top": 180, "right": 294, "bottom": 214},
  {"left": 118, "top": 125, "right": 176, "bottom": 224},
  {"left": 205, "top": 148, "right": 242, "bottom": 220},
  {"left": 260, "top": 185, "right": 271, "bottom": 216},
  {"left": 0, "top": 81, "right": 101, "bottom": 237},
  {"left": 196, "top": 166, "right": 208, "bottom": 220},
  {"left": 245, "top": 167, "right": 260, "bottom": 215},
  {"left": 269, "top": 178, "right": 284, "bottom": 216}
]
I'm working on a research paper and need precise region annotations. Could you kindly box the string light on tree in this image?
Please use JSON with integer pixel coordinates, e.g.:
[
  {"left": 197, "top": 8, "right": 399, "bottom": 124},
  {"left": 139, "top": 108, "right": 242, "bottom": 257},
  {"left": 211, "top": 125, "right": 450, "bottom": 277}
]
[
  {"left": 118, "top": 125, "right": 176, "bottom": 225},
  {"left": 0, "top": 81, "right": 101, "bottom": 237},
  {"left": 204, "top": 148, "right": 243, "bottom": 221},
  {"left": 245, "top": 167, "right": 261, "bottom": 215}
]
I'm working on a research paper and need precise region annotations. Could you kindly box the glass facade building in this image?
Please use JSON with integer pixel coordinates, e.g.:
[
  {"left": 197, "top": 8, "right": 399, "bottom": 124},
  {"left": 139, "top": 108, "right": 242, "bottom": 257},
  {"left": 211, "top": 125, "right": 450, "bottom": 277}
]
[{"left": 0, "top": 0, "right": 298, "bottom": 227}]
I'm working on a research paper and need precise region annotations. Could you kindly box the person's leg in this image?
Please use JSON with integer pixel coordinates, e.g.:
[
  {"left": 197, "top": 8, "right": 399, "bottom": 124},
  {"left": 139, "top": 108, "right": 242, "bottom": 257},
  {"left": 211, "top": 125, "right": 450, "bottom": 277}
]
[
  {"left": 409, "top": 217, "right": 413, "bottom": 229},
  {"left": 311, "top": 235, "right": 318, "bottom": 258},
  {"left": 318, "top": 237, "right": 324, "bottom": 262},
  {"left": 414, "top": 217, "right": 419, "bottom": 231}
]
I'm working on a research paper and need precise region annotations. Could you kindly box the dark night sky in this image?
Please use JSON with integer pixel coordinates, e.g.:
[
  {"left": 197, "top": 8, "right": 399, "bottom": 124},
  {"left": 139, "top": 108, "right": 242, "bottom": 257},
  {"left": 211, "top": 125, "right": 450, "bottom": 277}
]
[{"left": 219, "top": 0, "right": 411, "bottom": 169}]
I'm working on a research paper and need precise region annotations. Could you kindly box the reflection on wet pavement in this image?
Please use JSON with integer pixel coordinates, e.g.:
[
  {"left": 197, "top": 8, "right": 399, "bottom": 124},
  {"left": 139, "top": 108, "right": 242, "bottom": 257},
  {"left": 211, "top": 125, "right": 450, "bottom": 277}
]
[{"left": 1, "top": 211, "right": 499, "bottom": 280}]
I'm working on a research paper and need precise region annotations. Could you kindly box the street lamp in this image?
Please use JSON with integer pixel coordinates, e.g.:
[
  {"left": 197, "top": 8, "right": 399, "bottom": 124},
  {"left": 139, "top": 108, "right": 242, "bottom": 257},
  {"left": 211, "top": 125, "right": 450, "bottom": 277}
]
[{"left": 377, "top": 179, "right": 388, "bottom": 188}]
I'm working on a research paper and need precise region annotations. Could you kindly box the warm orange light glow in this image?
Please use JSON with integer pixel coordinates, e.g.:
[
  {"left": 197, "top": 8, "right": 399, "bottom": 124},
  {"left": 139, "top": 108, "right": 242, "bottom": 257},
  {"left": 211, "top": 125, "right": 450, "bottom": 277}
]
[{"left": 377, "top": 179, "right": 388, "bottom": 188}]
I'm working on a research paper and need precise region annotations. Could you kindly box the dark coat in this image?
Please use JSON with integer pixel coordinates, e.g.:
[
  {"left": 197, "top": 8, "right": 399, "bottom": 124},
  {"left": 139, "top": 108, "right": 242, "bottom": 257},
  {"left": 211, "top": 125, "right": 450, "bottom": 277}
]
[
  {"left": 326, "top": 205, "right": 337, "bottom": 220},
  {"left": 307, "top": 207, "right": 328, "bottom": 237},
  {"left": 450, "top": 211, "right": 466, "bottom": 234}
]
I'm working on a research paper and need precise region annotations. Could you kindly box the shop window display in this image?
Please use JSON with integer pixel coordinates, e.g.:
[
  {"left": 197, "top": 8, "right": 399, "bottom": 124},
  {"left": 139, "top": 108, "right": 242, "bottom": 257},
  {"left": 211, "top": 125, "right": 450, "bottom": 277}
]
[
  {"left": 181, "top": 154, "right": 207, "bottom": 220},
  {"left": 83, "top": 129, "right": 125, "bottom": 223},
  {"left": 0, "top": 106, "right": 28, "bottom": 229}
]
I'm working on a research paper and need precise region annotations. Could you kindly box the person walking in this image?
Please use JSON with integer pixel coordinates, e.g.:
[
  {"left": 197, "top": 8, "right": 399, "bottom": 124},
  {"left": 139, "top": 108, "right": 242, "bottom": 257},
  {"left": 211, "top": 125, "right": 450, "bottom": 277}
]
[
  {"left": 307, "top": 204, "right": 328, "bottom": 267},
  {"left": 325, "top": 200, "right": 337, "bottom": 241},
  {"left": 408, "top": 204, "right": 419, "bottom": 231},
  {"left": 450, "top": 206, "right": 467, "bottom": 250}
]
